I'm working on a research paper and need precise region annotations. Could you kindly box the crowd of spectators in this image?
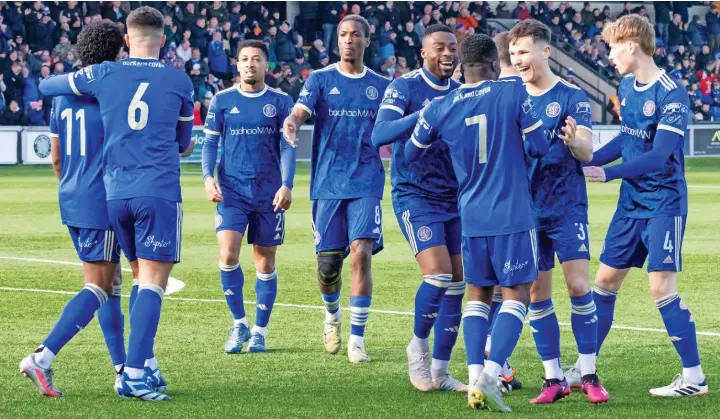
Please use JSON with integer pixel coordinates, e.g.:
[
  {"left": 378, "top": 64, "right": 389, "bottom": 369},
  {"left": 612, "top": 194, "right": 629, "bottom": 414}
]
[{"left": 5, "top": 2, "right": 720, "bottom": 126}]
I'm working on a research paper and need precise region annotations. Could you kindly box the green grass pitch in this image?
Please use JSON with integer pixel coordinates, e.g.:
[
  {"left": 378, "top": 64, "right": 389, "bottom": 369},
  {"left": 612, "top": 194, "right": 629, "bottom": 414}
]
[{"left": 1, "top": 160, "right": 718, "bottom": 418}]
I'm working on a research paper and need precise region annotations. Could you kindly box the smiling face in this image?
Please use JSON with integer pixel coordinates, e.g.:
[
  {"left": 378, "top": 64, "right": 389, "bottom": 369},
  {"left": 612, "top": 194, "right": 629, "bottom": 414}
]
[
  {"left": 421, "top": 30, "right": 458, "bottom": 79},
  {"left": 509, "top": 35, "right": 549, "bottom": 84}
]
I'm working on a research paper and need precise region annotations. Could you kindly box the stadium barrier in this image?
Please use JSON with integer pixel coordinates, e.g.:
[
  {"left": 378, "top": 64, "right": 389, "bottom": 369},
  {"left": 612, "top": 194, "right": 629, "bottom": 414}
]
[{"left": 1, "top": 125, "right": 718, "bottom": 166}]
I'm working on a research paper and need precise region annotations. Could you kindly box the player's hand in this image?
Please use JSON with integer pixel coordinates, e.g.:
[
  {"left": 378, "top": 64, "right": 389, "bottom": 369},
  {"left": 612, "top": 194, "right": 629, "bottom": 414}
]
[
  {"left": 283, "top": 116, "right": 298, "bottom": 148},
  {"left": 273, "top": 185, "right": 292, "bottom": 212},
  {"left": 559, "top": 116, "right": 577, "bottom": 147},
  {"left": 583, "top": 166, "right": 606, "bottom": 182},
  {"left": 204, "top": 176, "right": 223, "bottom": 202}
]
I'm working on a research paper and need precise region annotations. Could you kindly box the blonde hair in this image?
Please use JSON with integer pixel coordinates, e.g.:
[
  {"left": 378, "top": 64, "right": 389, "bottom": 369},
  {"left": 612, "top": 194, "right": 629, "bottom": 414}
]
[{"left": 602, "top": 15, "right": 655, "bottom": 56}]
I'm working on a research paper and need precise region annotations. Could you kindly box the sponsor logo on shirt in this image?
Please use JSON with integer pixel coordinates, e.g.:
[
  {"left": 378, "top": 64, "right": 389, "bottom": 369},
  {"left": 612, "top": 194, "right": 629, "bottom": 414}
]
[
  {"left": 366, "top": 86, "right": 379, "bottom": 100},
  {"left": 546, "top": 102, "right": 561, "bottom": 118},
  {"left": 229, "top": 126, "right": 277, "bottom": 135},
  {"left": 503, "top": 259, "right": 529, "bottom": 276},
  {"left": 327, "top": 109, "right": 377, "bottom": 118},
  {"left": 620, "top": 124, "right": 652, "bottom": 139},
  {"left": 263, "top": 104, "right": 277, "bottom": 117},
  {"left": 144, "top": 235, "right": 171, "bottom": 251}
]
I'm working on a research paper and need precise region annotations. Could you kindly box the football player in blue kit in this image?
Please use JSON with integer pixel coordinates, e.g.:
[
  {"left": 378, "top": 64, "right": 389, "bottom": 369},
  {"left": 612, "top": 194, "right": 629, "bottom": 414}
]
[
  {"left": 508, "top": 19, "right": 608, "bottom": 404},
  {"left": 282, "top": 15, "right": 389, "bottom": 363},
  {"left": 39, "top": 7, "right": 195, "bottom": 401},
  {"left": 20, "top": 22, "right": 128, "bottom": 398},
  {"left": 203, "top": 40, "right": 296, "bottom": 354},
  {"left": 583, "top": 15, "right": 707, "bottom": 398},
  {"left": 406, "top": 33, "right": 548, "bottom": 412},
  {"left": 371, "top": 24, "right": 466, "bottom": 393}
]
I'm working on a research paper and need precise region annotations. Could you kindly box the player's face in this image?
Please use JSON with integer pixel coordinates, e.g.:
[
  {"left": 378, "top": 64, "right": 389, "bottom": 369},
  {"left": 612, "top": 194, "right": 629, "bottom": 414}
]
[
  {"left": 237, "top": 47, "right": 268, "bottom": 86},
  {"left": 509, "top": 36, "right": 549, "bottom": 84},
  {"left": 421, "top": 31, "right": 458, "bottom": 79},
  {"left": 337, "top": 20, "right": 369, "bottom": 63},
  {"left": 608, "top": 42, "right": 635, "bottom": 75}
]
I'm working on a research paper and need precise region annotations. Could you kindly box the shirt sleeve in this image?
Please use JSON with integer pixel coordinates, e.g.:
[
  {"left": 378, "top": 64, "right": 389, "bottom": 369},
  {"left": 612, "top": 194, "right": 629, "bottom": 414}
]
[
  {"left": 378, "top": 78, "right": 411, "bottom": 116},
  {"left": 657, "top": 88, "right": 690, "bottom": 136},
  {"left": 568, "top": 89, "right": 593, "bottom": 133},
  {"left": 178, "top": 74, "right": 195, "bottom": 122},
  {"left": 294, "top": 71, "right": 320, "bottom": 116},
  {"left": 517, "top": 87, "right": 543, "bottom": 135},
  {"left": 203, "top": 95, "right": 223, "bottom": 140},
  {"left": 67, "top": 64, "right": 106, "bottom": 97},
  {"left": 404, "top": 100, "right": 440, "bottom": 162},
  {"left": 279, "top": 95, "right": 297, "bottom": 188},
  {"left": 48, "top": 98, "right": 59, "bottom": 137}
]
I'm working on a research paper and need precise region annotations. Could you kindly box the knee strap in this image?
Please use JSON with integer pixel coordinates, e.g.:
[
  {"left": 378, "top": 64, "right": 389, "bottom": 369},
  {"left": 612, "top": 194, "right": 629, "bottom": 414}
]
[{"left": 317, "top": 250, "right": 344, "bottom": 287}]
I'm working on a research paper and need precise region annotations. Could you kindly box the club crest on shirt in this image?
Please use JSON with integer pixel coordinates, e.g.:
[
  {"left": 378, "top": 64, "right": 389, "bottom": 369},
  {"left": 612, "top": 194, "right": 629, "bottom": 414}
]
[
  {"left": 417, "top": 226, "right": 432, "bottom": 242},
  {"left": 545, "top": 102, "right": 561, "bottom": 118},
  {"left": 643, "top": 100, "right": 655, "bottom": 117},
  {"left": 366, "top": 86, "right": 379, "bottom": 100},
  {"left": 263, "top": 104, "right": 277, "bottom": 118}
]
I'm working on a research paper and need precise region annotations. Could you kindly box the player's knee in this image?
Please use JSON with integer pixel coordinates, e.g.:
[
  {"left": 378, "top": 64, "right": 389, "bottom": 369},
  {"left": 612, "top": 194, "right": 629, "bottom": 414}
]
[
  {"left": 317, "top": 251, "right": 344, "bottom": 287},
  {"left": 255, "top": 257, "right": 275, "bottom": 273},
  {"left": 648, "top": 273, "right": 676, "bottom": 301},
  {"left": 349, "top": 240, "right": 372, "bottom": 267},
  {"left": 565, "top": 276, "right": 591, "bottom": 297},
  {"left": 218, "top": 247, "right": 239, "bottom": 266}
]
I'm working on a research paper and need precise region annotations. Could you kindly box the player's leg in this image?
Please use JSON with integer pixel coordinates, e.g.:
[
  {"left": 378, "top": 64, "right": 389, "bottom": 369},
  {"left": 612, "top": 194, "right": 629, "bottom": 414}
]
[
  {"left": 346, "top": 197, "right": 383, "bottom": 363},
  {"left": 645, "top": 216, "right": 706, "bottom": 397},
  {"left": 125, "top": 257, "right": 162, "bottom": 376},
  {"left": 116, "top": 197, "right": 181, "bottom": 401},
  {"left": 431, "top": 218, "right": 466, "bottom": 391},
  {"left": 96, "top": 255, "right": 127, "bottom": 394},
  {"left": 312, "top": 199, "right": 347, "bottom": 355},
  {"left": 485, "top": 285, "right": 502, "bottom": 355},
  {"left": 461, "top": 236, "right": 497, "bottom": 409},
  {"left": 246, "top": 210, "right": 285, "bottom": 353},
  {"left": 216, "top": 204, "right": 250, "bottom": 353},
  {"left": 20, "top": 227, "right": 118, "bottom": 397}
]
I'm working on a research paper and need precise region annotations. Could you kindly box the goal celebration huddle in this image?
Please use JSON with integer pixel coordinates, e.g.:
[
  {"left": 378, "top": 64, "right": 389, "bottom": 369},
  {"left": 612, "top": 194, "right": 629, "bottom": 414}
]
[{"left": 19, "top": 6, "right": 706, "bottom": 412}]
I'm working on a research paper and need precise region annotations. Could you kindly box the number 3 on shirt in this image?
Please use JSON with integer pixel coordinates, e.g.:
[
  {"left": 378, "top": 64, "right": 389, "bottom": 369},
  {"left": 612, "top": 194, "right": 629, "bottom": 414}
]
[
  {"left": 465, "top": 114, "right": 487, "bottom": 164},
  {"left": 128, "top": 83, "right": 149, "bottom": 130}
]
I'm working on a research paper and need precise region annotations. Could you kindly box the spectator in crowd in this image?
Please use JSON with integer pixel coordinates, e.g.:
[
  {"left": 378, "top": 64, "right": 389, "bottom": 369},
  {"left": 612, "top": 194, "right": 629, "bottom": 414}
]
[
  {"left": 308, "top": 39, "right": 326, "bottom": 70},
  {"left": 513, "top": 2, "right": 530, "bottom": 21},
  {"left": 581, "top": 2, "right": 595, "bottom": 27},
  {"left": 186, "top": 47, "right": 209, "bottom": 95},
  {"left": 655, "top": 2, "right": 672, "bottom": 48},
  {"left": 669, "top": 14, "right": 687, "bottom": 53},
  {"left": 0, "top": 100, "right": 22, "bottom": 125},
  {"left": 617, "top": 2, "right": 633, "bottom": 19},
  {"left": 397, "top": 20, "right": 420, "bottom": 69},
  {"left": 279, "top": 69, "right": 303, "bottom": 101},
  {"left": 275, "top": 20, "right": 297, "bottom": 63},
  {"left": 191, "top": 16, "right": 210, "bottom": 53},
  {"left": 687, "top": 15, "right": 706, "bottom": 53},
  {"left": 457, "top": 7, "right": 478, "bottom": 32},
  {"left": 177, "top": 39, "right": 192, "bottom": 62},
  {"left": 208, "top": 30, "right": 229, "bottom": 76},
  {"left": 290, "top": 52, "right": 311, "bottom": 77},
  {"left": 707, "top": 5, "right": 720, "bottom": 52},
  {"left": 4, "top": 61, "right": 24, "bottom": 109}
]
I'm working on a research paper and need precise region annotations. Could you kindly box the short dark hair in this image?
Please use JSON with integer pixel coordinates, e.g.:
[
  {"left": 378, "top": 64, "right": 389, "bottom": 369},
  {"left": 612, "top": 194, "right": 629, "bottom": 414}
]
[
  {"left": 508, "top": 19, "right": 552, "bottom": 44},
  {"left": 237, "top": 40, "right": 269, "bottom": 61},
  {"left": 75, "top": 22, "right": 125, "bottom": 66},
  {"left": 126, "top": 6, "right": 164, "bottom": 33},
  {"left": 460, "top": 33, "right": 497, "bottom": 65},
  {"left": 493, "top": 31, "right": 511, "bottom": 67},
  {"left": 338, "top": 15, "right": 370, "bottom": 38},
  {"left": 423, "top": 23, "right": 454, "bottom": 39}
]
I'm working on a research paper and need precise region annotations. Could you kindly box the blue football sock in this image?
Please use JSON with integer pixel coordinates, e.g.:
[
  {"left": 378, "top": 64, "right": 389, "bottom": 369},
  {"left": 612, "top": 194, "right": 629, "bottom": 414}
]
[
  {"left": 126, "top": 285, "right": 163, "bottom": 373},
  {"left": 350, "top": 295, "right": 372, "bottom": 337},
  {"left": 593, "top": 285, "right": 618, "bottom": 355},
  {"left": 220, "top": 263, "right": 245, "bottom": 320},
  {"left": 570, "top": 292, "right": 598, "bottom": 356},
  {"left": 42, "top": 284, "right": 108, "bottom": 356},
  {"left": 322, "top": 290, "right": 341, "bottom": 316},
  {"left": 529, "top": 299, "right": 561, "bottom": 362},
  {"left": 254, "top": 270, "right": 278, "bottom": 328},
  {"left": 97, "top": 294, "right": 126, "bottom": 367},
  {"left": 463, "top": 301, "right": 491, "bottom": 367},
  {"left": 433, "top": 281, "right": 464, "bottom": 363},
  {"left": 488, "top": 300, "right": 527, "bottom": 369},
  {"left": 657, "top": 293, "right": 701, "bottom": 368},
  {"left": 413, "top": 274, "right": 452, "bottom": 340},
  {"left": 129, "top": 284, "right": 139, "bottom": 313}
]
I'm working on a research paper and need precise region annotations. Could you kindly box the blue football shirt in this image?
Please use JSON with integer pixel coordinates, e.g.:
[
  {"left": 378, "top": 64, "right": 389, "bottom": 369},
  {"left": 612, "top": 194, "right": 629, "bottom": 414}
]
[
  {"left": 380, "top": 68, "right": 461, "bottom": 215},
  {"left": 615, "top": 71, "right": 689, "bottom": 217},
  {"left": 525, "top": 78, "right": 593, "bottom": 230},
  {"left": 50, "top": 95, "right": 110, "bottom": 230},
  {"left": 295, "top": 63, "right": 390, "bottom": 200},
  {"left": 204, "top": 85, "right": 294, "bottom": 211},
  {"left": 63, "top": 58, "right": 194, "bottom": 202},
  {"left": 410, "top": 80, "right": 544, "bottom": 237}
]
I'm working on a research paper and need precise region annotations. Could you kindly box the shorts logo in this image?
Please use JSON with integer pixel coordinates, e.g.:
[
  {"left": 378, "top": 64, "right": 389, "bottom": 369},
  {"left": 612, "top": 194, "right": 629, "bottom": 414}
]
[
  {"left": 366, "top": 86, "right": 379, "bottom": 100},
  {"left": 215, "top": 214, "right": 223, "bottom": 228},
  {"left": 263, "top": 104, "right": 277, "bottom": 117},
  {"left": 115, "top": 242, "right": 121, "bottom": 257},
  {"left": 144, "top": 235, "right": 171, "bottom": 252},
  {"left": 417, "top": 226, "right": 432, "bottom": 242},
  {"left": 503, "top": 259, "right": 529, "bottom": 276},
  {"left": 34, "top": 135, "right": 51, "bottom": 158},
  {"left": 78, "top": 239, "right": 98, "bottom": 249},
  {"left": 578, "top": 243, "right": 588, "bottom": 252},
  {"left": 545, "top": 102, "right": 561, "bottom": 118},
  {"left": 663, "top": 255, "right": 673, "bottom": 264},
  {"left": 313, "top": 231, "right": 321, "bottom": 246},
  {"left": 643, "top": 100, "right": 655, "bottom": 117}
]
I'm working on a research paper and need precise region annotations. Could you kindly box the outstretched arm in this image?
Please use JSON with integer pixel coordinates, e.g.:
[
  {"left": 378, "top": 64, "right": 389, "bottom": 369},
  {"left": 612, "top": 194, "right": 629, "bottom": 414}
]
[{"left": 372, "top": 108, "right": 420, "bottom": 147}]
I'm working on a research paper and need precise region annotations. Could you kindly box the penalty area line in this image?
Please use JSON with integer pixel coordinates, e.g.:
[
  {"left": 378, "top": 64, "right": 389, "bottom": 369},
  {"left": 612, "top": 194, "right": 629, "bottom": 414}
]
[{"left": 2, "top": 256, "right": 720, "bottom": 337}]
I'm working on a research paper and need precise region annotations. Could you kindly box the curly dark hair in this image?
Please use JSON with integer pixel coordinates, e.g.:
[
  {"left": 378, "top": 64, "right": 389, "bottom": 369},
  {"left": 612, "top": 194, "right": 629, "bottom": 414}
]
[
  {"left": 75, "top": 22, "right": 124, "bottom": 66},
  {"left": 460, "top": 33, "right": 498, "bottom": 65}
]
